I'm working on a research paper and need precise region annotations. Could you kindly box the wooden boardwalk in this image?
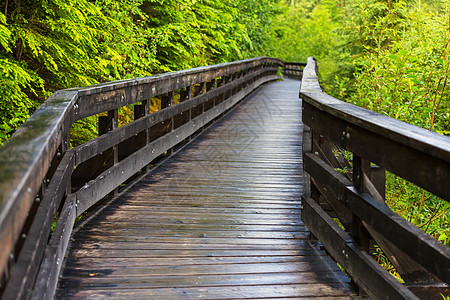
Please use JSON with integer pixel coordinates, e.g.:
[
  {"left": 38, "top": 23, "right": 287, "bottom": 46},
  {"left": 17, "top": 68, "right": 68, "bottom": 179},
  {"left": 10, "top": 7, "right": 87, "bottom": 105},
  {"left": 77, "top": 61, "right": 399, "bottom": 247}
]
[{"left": 56, "top": 79, "right": 354, "bottom": 299}]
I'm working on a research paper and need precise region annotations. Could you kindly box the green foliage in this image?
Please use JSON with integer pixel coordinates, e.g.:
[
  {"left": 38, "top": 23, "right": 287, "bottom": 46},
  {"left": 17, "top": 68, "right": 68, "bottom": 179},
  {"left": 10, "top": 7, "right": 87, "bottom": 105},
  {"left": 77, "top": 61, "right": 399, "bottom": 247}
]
[
  {"left": 70, "top": 117, "right": 98, "bottom": 147},
  {"left": 0, "top": 58, "right": 41, "bottom": 144},
  {"left": 386, "top": 173, "right": 450, "bottom": 247},
  {"left": 266, "top": 0, "right": 349, "bottom": 83},
  {"left": 0, "top": 0, "right": 280, "bottom": 146},
  {"left": 342, "top": 0, "right": 450, "bottom": 134},
  {"left": 370, "top": 244, "right": 404, "bottom": 282},
  {"left": 338, "top": 0, "right": 450, "bottom": 248}
]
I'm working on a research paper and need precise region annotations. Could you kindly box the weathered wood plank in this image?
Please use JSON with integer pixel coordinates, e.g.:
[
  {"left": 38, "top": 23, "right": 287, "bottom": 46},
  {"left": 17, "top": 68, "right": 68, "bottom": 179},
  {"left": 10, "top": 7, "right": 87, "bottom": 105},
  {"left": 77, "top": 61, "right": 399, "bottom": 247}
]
[
  {"left": 62, "top": 262, "right": 343, "bottom": 278},
  {"left": 58, "top": 271, "right": 348, "bottom": 290},
  {"left": 56, "top": 283, "right": 352, "bottom": 299},
  {"left": 61, "top": 256, "right": 325, "bottom": 268},
  {"left": 70, "top": 236, "right": 309, "bottom": 246},
  {"left": 67, "top": 249, "right": 325, "bottom": 259},
  {"left": 77, "top": 223, "right": 307, "bottom": 232}
]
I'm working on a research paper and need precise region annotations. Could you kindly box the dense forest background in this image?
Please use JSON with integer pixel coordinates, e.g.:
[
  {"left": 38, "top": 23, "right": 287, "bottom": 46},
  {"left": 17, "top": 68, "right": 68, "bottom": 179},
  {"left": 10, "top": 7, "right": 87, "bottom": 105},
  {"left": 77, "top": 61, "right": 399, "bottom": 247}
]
[{"left": 0, "top": 0, "right": 449, "bottom": 279}]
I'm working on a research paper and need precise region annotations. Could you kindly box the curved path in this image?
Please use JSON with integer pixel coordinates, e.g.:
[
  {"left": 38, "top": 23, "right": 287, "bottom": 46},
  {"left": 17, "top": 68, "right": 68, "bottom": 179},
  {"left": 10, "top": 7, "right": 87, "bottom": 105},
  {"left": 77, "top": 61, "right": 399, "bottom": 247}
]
[{"left": 56, "top": 79, "right": 354, "bottom": 299}]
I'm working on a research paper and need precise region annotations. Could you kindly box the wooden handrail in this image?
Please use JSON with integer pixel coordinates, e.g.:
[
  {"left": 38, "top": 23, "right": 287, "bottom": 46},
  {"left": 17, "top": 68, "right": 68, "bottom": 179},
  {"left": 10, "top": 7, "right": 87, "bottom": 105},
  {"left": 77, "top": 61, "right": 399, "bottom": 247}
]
[
  {"left": 0, "top": 57, "right": 291, "bottom": 299},
  {"left": 301, "top": 56, "right": 450, "bottom": 300},
  {"left": 282, "top": 61, "right": 305, "bottom": 80}
]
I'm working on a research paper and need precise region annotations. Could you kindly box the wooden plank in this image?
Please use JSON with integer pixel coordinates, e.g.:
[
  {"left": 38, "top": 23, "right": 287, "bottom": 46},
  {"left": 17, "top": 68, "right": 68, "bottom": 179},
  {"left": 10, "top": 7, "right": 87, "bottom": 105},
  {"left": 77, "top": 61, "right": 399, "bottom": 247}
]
[
  {"left": 69, "top": 241, "right": 307, "bottom": 251},
  {"left": 82, "top": 218, "right": 302, "bottom": 226},
  {"left": 77, "top": 220, "right": 306, "bottom": 232},
  {"left": 94, "top": 208, "right": 300, "bottom": 216},
  {"left": 97, "top": 206, "right": 300, "bottom": 215},
  {"left": 348, "top": 192, "right": 450, "bottom": 284},
  {"left": 56, "top": 283, "right": 352, "bottom": 299},
  {"left": 71, "top": 109, "right": 118, "bottom": 190},
  {"left": 311, "top": 178, "right": 352, "bottom": 230},
  {"left": 69, "top": 235, "right": 307, "bottom": 245},
  {"left": 61, "top": 262, "right": 343, "bottom": 278},
  {"left": 407, "top": 283, "right": 450, "bottom": 299},
  {"left": 304, "top": 152, "right": 351, "bottom": 203},
  {"left": 67, "top": 249, "right": 325, "bottom": 259},
  {"left": 58, "top": 271, "right": 348, "bottom": 290},
  {"left": 73, "top": 232, "right": 308, "bottom": 243},
  {"left": 300, "top": 57, "right": 321, "bottom": 93},
  {"left": 103, "top": 200, "right": 302, "bottom": 208},
  {"left": 61, "top": 256, "right": 324, "bottom": 268}
]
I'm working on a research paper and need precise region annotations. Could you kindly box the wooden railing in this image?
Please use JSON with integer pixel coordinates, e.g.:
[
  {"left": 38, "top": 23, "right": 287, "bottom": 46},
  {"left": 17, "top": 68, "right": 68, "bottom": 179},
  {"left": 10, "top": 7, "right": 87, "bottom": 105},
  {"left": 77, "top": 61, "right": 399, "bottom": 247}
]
[
  {"left": 0, "top": 57, "right": 287, "bottom": 299},
  {"left": 283, "top": 62, "right": 305, "bottom": 80},
  {"left": 301, "top": 57, "right": 450, "bottom": 299}
]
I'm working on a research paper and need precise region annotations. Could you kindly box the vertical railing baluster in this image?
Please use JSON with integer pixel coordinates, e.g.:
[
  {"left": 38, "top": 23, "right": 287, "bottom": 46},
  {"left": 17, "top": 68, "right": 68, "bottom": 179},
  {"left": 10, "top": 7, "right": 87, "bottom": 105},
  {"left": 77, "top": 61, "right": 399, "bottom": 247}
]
[
  {"left": 206, "top": 80, "right": 214, "bottom": 92},
  {"left": 350, "top": 154, "right": 370, "bottom": 296},
  {"left": 161, "top": 91, "right": 175, "bottom": 154},
  {"left": 100, "top": 109, "right": 119, "bottom": 196},
  {"left": 352, "top": 154, "right": 370, "bottom": 251},
  {"left": 134, "top": 100, "right": 150, "bottom": 171}
]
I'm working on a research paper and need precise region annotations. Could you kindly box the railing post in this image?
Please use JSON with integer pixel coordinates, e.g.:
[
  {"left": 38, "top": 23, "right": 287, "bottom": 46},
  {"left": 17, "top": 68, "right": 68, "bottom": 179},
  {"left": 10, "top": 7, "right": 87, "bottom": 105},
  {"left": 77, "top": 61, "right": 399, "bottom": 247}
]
[
  {"left": 180, "top": 86, "right": 191, "bottom": 102},
  {"left": 134, "top": 100, "right": 150, "bottom": 171},
  {"left": 99, "top": 109, "right": 119, "bottom": 196},
  {"left": 216, "top": 78, "right": 225, "bottom": 108},
  {"left": 181, "top": 86, "right": 193, "bottom": 141},
  {"left": 302, "top": 125, "right": 312, "bottom": 199},
  {"left": 206, "top": 80, "right": 214, "bottom": 92},
  {"left": 161, "top": 91, "right": 175, "bottom": 154},
  {"left": 223, "top": 75, "right": 231, "bottom": 99},
  {"left": 351, "top": 155, "right": 371, "bottom": 250}
]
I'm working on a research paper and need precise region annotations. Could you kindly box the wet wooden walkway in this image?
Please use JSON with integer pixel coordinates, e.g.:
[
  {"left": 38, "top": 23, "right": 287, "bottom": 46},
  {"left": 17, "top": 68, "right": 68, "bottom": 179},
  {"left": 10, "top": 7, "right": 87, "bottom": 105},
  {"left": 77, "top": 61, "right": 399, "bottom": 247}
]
[{"left": 56, "top": 79, "right": 354, "bottom": 299}]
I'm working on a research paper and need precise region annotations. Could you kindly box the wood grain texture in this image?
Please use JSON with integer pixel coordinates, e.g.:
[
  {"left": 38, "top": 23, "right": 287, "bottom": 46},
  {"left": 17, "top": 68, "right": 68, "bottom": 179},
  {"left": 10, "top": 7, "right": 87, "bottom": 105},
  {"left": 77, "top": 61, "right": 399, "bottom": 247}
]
[{"left": 56, "top": 79, "right": 353, "bottom": 299}]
